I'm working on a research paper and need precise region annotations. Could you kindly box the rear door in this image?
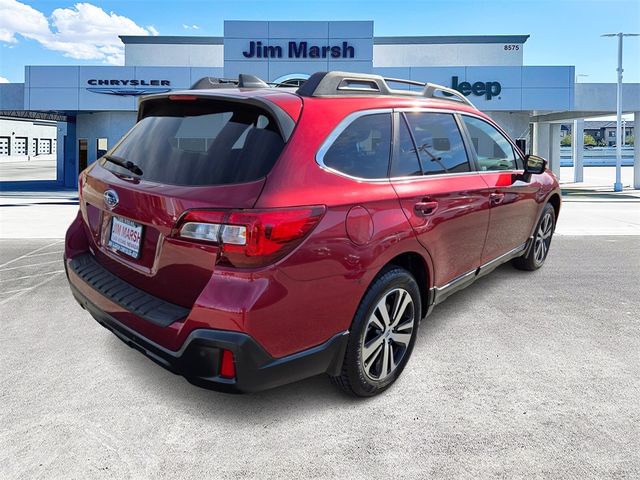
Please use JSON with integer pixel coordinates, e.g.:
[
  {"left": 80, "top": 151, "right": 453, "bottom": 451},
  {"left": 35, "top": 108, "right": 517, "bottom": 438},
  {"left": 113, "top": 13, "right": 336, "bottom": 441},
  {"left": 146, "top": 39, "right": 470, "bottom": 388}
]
[
  {"left": 80, "top": 94, "right": 298, "bottom": 307},
  {"left": 460, "top": 115, "right": 541, "bottom": 263},
  {"left": 390, "top": 110, "right": 490, "bottom": 289}
]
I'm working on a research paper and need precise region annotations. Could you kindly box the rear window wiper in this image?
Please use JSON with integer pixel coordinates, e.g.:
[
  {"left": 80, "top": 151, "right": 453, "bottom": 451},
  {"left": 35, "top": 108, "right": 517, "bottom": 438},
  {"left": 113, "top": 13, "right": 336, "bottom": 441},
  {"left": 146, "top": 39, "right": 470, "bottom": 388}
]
[{"left": 103, "top": 154, "right": 143, "bottom": 176}]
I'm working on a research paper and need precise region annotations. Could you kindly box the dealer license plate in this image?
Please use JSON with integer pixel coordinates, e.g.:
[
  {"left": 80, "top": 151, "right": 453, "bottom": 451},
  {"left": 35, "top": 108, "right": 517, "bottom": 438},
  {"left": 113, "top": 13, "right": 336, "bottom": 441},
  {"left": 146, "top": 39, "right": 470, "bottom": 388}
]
[{"left": 108, "top": 216, "right": 143, "bottom": 259}]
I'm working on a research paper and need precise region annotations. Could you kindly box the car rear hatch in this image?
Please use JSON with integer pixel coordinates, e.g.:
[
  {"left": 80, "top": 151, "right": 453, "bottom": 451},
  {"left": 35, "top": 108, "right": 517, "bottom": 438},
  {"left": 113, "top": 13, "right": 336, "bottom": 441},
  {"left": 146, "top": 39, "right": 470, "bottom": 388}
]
[{"left": 79, "top": 91, "right": 301, "bottom": 308}]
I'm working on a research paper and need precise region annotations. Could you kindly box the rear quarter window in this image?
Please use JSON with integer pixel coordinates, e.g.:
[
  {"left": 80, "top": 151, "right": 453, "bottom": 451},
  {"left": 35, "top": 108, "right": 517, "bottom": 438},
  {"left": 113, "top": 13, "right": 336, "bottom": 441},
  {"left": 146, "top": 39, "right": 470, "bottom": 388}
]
[
  {"left": 320, "top": 113, "right": 391, "bottom": 179},
  {"left": 103, "top": 99, "right": 285, "bottom": 186}
]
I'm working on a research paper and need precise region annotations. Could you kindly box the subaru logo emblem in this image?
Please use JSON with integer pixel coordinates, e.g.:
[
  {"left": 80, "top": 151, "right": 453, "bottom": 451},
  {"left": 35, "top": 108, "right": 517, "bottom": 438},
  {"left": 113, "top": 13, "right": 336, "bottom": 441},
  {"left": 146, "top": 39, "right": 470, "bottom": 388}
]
[{"left": 104, "top": 190, "right": 119, "bottom": 209}]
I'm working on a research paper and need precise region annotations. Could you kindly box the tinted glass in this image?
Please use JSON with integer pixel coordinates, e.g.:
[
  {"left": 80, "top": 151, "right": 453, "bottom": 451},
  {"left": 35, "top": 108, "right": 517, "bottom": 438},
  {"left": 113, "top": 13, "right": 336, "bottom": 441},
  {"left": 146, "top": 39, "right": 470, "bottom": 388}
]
[
  {"left": 391, "top": 115, "right": 422, "bottom": 177},
  {"left": 463, "top": 116, "right": 518, "bottom": 171},
  {"left": 103, "top": 100, "right": 285, "bottom": 186},
  {"left": 322, "top": 113, "right": 391, "bottom": 179},
  {"left": 403, "top": 113, "right": 470, "bottom": 175}
]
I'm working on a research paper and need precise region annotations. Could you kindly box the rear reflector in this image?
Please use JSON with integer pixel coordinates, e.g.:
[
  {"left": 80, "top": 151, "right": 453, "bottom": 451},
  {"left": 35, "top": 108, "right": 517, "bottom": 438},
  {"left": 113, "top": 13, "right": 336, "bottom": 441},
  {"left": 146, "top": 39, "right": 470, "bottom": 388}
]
[
  {"left": 220, "top": 349, "right": 236, "bottom": 379},
  {"left": 176, "top": 206, "right": 325, "bottom": 268}
]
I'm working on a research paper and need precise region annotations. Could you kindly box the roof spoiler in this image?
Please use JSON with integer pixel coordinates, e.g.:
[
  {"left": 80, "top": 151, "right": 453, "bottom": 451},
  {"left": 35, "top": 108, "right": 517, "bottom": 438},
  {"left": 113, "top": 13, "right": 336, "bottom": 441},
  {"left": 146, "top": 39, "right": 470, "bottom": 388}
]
[
  {"left": 190, "top": 74, "right": 270, "bottom": 90},
  {"left": 296, "top": 71, "right": 476, "bottom": 109}
]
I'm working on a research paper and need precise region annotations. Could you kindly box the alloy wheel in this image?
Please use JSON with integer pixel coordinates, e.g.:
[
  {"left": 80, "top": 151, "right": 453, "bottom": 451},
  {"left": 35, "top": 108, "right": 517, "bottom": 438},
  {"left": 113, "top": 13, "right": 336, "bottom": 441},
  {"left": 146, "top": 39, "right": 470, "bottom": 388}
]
[
  {"left": 361, "top": 288, "right": 415, "bottom": 381},
  {"left": 533, "top": 211, "right": 554, "bottom": 266}
]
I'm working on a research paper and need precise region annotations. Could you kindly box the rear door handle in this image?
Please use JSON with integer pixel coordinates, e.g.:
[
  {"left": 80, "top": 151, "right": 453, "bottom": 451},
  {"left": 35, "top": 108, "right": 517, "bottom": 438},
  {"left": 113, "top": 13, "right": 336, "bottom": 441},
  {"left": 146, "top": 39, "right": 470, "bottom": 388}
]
[
  {"left": 414, "top": 200, "right": 439, "bottom": 216},
  {"left": 489, "top": 193, "right": 505, "bottom": 206}
]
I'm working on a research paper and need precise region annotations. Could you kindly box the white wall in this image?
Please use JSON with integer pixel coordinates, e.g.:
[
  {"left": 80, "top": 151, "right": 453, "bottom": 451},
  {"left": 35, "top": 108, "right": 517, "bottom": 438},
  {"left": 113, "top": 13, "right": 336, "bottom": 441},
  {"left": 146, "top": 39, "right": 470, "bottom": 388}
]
[
  {"left": 125, "top": 44, "right": 224, "bottom": 67},
  {"left": 0, "top": 117, "right": 57, "bottom": 162},
  {"left": 485, "top": 111, "right": 531, "bottom": 142},
  {"left": 373, "top": 43, "right": 523, "bottom": 67},
  {"left": 76, "top": 112, "right": 137, "bottom": 166}
]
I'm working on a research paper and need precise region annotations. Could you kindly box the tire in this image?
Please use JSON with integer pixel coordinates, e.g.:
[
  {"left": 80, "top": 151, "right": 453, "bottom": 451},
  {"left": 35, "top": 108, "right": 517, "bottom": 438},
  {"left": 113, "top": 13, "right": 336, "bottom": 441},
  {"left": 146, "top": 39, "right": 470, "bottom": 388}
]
[
  {"left": 330, "top": 266, "right": 421, "bottom": 397},
  {"left": 513, "top": 202, "right": 556, "bottom": 271}
]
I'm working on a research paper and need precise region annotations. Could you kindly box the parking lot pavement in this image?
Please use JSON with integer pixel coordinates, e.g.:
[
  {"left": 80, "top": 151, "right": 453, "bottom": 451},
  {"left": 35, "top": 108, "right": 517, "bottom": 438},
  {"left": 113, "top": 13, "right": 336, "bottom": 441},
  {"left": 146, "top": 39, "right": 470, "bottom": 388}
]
[
  {"left": 0, "top": 157, "right": 57, "bottom": 182},
  {"left": 0, "top": 235, "right": 639, "bottom": 479}
]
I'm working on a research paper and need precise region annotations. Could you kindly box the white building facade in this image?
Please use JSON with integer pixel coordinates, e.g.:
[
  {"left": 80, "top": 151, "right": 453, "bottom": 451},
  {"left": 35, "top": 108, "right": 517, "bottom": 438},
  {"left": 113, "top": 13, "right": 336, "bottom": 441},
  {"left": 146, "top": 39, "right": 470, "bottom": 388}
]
[{"left": 0, "top": 20, "right": 638, "bottom": 188}]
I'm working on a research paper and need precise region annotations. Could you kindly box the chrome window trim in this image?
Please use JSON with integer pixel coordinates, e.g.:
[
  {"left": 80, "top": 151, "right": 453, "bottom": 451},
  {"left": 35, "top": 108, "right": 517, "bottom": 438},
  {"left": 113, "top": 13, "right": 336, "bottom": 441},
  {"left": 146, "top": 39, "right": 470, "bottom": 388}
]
[
  {"left": 316, "top": 107, "right": 485, "bottom": 183},
  {"left": 315, "top": 106, "right": 527, "bottom": 183},
  {"left": 315, "top": 108, "right": 394, "bottom": 183},
  {"left": 389, "top": 170, "right": 483, "bottom": 183}
]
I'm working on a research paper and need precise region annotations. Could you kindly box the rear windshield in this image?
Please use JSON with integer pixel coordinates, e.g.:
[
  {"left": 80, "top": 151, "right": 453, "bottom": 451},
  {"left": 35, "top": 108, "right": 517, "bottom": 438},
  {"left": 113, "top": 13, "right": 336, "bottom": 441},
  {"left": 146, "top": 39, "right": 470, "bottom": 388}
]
[{"left": 103, "top": 99, "right": 285, "bottom": 186}]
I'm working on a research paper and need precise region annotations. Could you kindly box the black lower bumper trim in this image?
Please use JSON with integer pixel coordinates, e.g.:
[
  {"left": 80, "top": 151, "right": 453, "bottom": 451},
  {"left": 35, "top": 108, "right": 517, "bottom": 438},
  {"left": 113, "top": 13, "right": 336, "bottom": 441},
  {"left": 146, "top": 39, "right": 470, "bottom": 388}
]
[
  {"left": 68, "top": 280, "right": 349, "bottom": 394},
  {"left": 69, "top": 254, "right": 188, "bottom": 328}
]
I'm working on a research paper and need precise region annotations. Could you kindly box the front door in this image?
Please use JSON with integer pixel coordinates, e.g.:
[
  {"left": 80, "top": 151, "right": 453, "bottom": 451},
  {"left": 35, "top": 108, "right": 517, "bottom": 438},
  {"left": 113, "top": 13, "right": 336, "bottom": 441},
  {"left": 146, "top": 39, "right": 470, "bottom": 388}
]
[
  {"left": 460, "top": 115, "right": 541, "bottom": 263},
  {"left": 390, "top": 111, "right": 490, "bottom": 289}
]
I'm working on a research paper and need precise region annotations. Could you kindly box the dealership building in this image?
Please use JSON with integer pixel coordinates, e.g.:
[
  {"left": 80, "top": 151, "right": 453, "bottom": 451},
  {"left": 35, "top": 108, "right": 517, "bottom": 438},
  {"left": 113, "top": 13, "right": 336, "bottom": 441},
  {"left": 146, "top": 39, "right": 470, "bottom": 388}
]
[{"left": 1, "top": 20, "right": 639, "bottom": 189}]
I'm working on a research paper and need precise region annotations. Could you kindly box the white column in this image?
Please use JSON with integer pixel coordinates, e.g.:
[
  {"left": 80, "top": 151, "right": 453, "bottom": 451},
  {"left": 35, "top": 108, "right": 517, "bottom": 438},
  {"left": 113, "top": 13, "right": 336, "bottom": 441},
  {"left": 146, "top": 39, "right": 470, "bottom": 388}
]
[
  {"left": 635, "top": 112, "right": 640, "bottom": 189},
  {"left": 550, "top": 124, "right": 561, "bottom": 177},
  {"left": 533, "top": 122, "right": 551, "bottom": 159},
  {"left": 56, "top": 122, "right": 67, "bottom": 183},
  {"left": 572, "top": 119, "right": 585, "bottom": 182}
]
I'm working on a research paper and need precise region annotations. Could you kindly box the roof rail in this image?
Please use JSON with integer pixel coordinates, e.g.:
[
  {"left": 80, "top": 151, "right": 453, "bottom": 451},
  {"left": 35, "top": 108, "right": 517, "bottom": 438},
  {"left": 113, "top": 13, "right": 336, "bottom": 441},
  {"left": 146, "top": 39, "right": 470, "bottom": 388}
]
[
  {"left": 296, "top": 71, "right": 476, "bottom": 109},
  {"left": 190, "top": 74, "right": 269, "bottom": 90}
]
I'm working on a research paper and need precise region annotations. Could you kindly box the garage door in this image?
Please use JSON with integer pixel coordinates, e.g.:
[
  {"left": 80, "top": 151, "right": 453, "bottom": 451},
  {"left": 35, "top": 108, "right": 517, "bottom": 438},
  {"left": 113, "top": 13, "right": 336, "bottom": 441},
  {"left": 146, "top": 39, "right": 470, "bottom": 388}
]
[
  {"left": 0, "top": 137, "right": 9, "bottom": 155},
  {"left": 38, "top": 139, "right": 52, "bottom": 155},
  {"left": 13, "top": 137, "right": 27, "bottom": 155}
]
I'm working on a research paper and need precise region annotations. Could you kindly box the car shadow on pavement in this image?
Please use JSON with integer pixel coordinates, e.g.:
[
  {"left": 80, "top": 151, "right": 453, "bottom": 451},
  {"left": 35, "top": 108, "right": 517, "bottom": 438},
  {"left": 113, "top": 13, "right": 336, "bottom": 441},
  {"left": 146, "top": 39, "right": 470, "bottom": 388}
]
[{"left": 104, "top": 262, "right": 532, "bottom": 419}]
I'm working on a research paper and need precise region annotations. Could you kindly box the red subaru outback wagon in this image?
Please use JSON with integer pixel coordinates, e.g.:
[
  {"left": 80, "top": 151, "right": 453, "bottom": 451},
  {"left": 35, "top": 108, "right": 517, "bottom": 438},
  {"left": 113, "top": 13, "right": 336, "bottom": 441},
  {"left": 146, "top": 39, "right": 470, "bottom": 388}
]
[{"left": 65, "top": 72, "right": 560, "bottom": 397}]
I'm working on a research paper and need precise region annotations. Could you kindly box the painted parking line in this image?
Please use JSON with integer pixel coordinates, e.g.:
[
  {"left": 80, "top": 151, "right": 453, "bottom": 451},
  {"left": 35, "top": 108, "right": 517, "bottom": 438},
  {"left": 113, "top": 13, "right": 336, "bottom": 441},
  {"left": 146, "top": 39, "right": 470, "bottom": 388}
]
[
  {"left": 0, "top": 270, "right": 65, "bottom": 283},
  {"left": 0, "top": 272, "right": 63, "bottom": 306},
  {"left": 20, "top": 250, "right": 65, "bottom": 259},
  {"left": 0, "top": 259, "right": 63, "bottom": 272},
  {"left": 0, "top": 240, "right": 63, "bottom": 269}
]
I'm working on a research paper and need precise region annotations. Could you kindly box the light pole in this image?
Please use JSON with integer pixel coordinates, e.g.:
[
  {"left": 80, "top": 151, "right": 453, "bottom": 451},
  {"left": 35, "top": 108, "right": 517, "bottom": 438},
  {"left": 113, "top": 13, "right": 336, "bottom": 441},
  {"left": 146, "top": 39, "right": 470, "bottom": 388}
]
[{"left": 601, "top": 32, "right": 639, "bottom": 192}]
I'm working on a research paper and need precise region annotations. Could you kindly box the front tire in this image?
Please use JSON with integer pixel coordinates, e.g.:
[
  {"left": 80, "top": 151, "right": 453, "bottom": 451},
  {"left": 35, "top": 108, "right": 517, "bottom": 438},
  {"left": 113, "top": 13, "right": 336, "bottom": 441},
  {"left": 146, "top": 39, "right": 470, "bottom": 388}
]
[
  {"left": 330, "top": 267, "right": 421, "bottom": 397},
  {"left": 513, "top": 202, "right": 556, "bottom": 271}
]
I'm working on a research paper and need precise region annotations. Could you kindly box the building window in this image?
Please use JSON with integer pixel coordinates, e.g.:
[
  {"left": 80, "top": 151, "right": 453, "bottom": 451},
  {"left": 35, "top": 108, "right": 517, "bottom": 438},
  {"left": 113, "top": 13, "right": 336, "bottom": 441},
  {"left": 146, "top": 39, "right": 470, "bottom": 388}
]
[{"left": 97, "top": 138, "right": 108, "bottom": 159}]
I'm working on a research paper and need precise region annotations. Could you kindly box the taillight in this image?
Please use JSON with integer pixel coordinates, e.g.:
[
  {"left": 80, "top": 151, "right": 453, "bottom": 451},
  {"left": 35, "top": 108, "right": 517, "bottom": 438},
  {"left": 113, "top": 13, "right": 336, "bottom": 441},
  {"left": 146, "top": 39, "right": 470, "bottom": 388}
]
[{"left": 176, "top": 206, "right": 325, "bottom": 268}]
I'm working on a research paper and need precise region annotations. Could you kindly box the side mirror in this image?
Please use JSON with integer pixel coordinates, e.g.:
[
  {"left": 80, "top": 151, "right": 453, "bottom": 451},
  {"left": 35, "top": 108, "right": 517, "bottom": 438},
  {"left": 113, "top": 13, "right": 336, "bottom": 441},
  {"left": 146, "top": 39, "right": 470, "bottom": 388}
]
[{"left": 524, "top": 154, "right": 547, "bottom": 175}]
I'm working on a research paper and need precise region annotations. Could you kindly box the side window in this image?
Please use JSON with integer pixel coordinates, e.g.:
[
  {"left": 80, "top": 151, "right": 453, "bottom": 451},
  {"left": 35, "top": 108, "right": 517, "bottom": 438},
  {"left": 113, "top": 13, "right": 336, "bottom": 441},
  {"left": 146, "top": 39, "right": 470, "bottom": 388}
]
[
  {"left": 463, "top": 116, "right": 518, "bottom": 171},
  {"left": 391, "top": 115, "right": 422, "bottom": 177},
  {"left": 403, "top": 112, "right": 470, "bottom": 175},
  {"left": 322, "top": 113, "right": 391, "bottom": 179}
]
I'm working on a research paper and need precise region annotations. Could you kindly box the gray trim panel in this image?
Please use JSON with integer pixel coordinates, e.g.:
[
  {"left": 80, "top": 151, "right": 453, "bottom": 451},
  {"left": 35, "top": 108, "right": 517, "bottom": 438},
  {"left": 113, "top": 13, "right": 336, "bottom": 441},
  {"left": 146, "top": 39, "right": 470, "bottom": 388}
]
[
  {"left": 374, "top": 35, "right": 530, "bottom": 45},
  {"left": 120, "top": 35, "right": 529, "bottom": 46},
  {"left": 119, "top": 36, "right": 224, "bottom": 45}
]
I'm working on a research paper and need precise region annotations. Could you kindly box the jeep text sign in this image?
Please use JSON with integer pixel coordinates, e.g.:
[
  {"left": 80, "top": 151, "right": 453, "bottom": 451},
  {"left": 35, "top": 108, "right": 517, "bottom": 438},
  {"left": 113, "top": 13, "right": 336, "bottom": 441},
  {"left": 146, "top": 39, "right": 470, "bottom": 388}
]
[{"left": 450, "top": 76, "right": 501, "bottom": 100}]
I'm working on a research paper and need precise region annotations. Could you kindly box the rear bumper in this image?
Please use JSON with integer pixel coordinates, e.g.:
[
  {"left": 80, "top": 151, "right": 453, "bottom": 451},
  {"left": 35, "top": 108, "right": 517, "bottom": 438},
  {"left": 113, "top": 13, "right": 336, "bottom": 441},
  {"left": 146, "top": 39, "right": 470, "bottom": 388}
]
[{"left": 66, "top": 263, "right": 349, "bottom": 394}]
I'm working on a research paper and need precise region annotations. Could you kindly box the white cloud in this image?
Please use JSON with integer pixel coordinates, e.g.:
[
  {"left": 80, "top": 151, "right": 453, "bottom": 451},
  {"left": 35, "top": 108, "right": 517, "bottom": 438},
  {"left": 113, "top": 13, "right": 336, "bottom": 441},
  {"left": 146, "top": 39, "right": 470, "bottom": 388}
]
[
  {"left": 0, "top": 76, "right": 10, "bottom": 83},
  {"left": 0, "top": 0, "right": 159, "bottom": 65},
  {"left": 182, "top": 24, "right": 200, "bottom": 30},
  {"left": 147, "top": 25, "right": 159, "bottom": 36}
]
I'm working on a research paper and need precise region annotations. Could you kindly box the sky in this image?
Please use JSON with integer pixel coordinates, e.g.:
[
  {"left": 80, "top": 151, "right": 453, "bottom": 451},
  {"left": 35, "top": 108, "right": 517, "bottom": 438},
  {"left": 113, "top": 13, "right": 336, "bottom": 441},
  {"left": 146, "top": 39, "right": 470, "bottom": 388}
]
[{"left": 0, "top": 0, "right": 639, "bottom": 85}]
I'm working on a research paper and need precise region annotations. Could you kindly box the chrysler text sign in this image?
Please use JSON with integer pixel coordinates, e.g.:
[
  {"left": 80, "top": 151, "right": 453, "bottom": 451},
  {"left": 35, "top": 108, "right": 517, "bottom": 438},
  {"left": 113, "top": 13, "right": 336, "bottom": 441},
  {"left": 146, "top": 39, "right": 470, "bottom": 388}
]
[{"left": 86, "top": 79, "right": 171, "bottom": 96}]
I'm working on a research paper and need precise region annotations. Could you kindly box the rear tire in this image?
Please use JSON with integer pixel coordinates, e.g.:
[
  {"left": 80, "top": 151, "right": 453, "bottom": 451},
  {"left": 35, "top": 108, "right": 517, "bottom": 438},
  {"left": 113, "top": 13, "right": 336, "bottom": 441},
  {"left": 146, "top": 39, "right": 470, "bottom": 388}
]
[
  {"left": 513, "top": 202, "right": 556, "bottom": 271},
  {"left": 330, "top": 266, "right": 421, "bottom": 397}
]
